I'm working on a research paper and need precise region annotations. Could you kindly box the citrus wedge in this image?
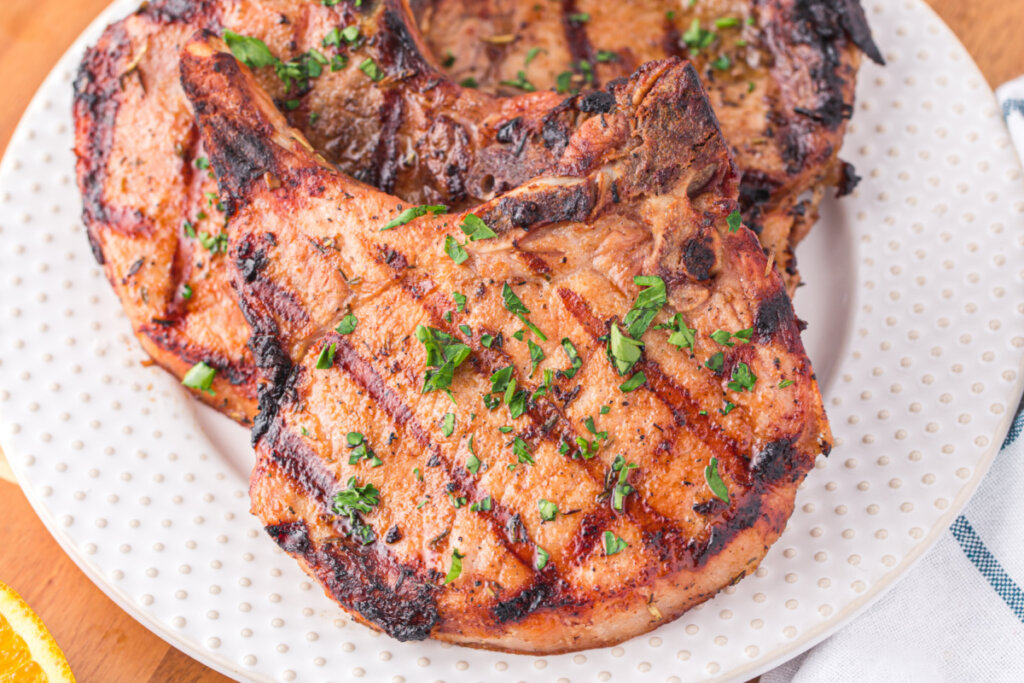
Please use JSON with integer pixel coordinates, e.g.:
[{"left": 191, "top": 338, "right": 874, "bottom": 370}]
[{"left": 0, "top": 580, "right": 75, "bottom": 682}]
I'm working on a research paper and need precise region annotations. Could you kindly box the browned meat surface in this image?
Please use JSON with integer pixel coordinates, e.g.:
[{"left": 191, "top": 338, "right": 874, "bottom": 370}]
[
  {"left": 417, "top": 0, "right": 883, "bottom": 290},
  {"left": 73, "top": 0, "right": 632, "bottom": 421},
  {"left": 182, "top": 33, "right": 830, "bottom": 652}
]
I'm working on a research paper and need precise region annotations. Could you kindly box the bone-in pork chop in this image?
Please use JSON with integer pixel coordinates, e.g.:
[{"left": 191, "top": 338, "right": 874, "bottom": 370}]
[
  {"left": 73, "top": 0, "right": 628, "bottom": 420},
  {"left": 182, "top": 33, "right": 831, "bottom": 652},
  {"left": 417, "top": 0, "right": 883, "bottom": 290}
]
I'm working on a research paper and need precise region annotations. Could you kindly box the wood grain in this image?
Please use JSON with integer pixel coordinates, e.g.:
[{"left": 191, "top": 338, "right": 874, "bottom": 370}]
[{"left": 0, "top": 0, "right": 1020, "bottom": 679}]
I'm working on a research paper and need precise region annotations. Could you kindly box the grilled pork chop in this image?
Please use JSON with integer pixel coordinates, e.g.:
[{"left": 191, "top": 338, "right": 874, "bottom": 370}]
[
  {"left": 182, "top": 33, "right": 830, "bottom": 651},
  {"left": 417, "top": 0, "right": 883, "bottom": 290},
  {"left": 74, "top": 0, "right": 634, "bottom": 421}
]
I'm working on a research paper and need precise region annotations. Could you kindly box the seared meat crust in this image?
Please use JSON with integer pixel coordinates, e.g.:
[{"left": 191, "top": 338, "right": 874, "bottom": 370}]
[
  {"left": 417, "top": 0, "right": 883, "bottom": 289},
  {"left": 73, "top": 0, "right": 636, "bottom": 420},
  {"left": 182, "top": 34, "right": 830, "bottom": 652}
]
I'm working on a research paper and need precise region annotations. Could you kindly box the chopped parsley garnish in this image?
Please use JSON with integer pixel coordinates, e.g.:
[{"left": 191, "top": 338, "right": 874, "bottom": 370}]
[
  {"left": 332, "top": 476, "right": 380, "bottom": 545},
  {"left": 346, "top": 431, "right": 381, "bottom": 467},
  {"left": 444, "top": 235, "right": 468, "bottom": 264},
  {"left": 459, "top": 213, "right": 497, "bottom": 241},
  {"left": 715, "top": 17, "right": 741, "bottom": 28},
  {"left": 414, "top": 467, "right": 423, "bottom": 482},
  {"left": 538, "top": 499, "right": 558, "bottom": 522},
  {"left": 623, "top": 275, "right": 667, "bottom": 338},
  {"left": 733, "top": 328, "right": 753, "bottom": 343},
  {"left": 524, "top": 47, "right": 541, "bottom": 66},
  {"left": 499, "top": 70, "right": 536, "bottom": 92},
  {"left": 181, "top": 361, "right": 216, "bottom": 395},
  {"left": 466, "top": 452, "right": 481, "bottom": 474},
  {"left": 415, "top": 325, "right": 471, "bottom": 398},
  {"left": 335, "top": 313, "right": 358, "bottom": 335},
  {"left": 358, "top": 57, "right": 383, "bottom": 81},
  {"left": 704, "top": 457, "right": 729, "bottom": 503},
  {"left": 705, "top": 351, "right": 724, "bottom": 373},
  {"left": 380, "top": 204, "right": 446, "bottom": 231},
  {"left": 194, "top": 156, "right": 210, "bottom": 170},
  {"left": 444, "top": 548, "right": 464, "bottom": 584},
  {"left": 584, "top": 416, "right": 607, "bottom": 439},
  {"left": 555, "top": 70, "right": 574, "bottom": 94},
  {"left": 727, "top": 362, "right": 757, "bottom": 392},
  {"left": 619, "top": 371, "right": 646, "bottom": 393},
  {"left": 442, "top": 50, "right": 456, "bottom": 67},
  {"left": 657, "top": 313, "right": 696, "bottom": 354},
  {"left": 498, "top": 425, "right": 513, "bottom": 434},
  {"left": 603, "top": 531, "right": 628, "bottom": 556},
  {"left": 470, "top": 496, "right": 492, "bottom": 512},
  {"left": 560, "top": 338, "right": 583, "bottom": 378},
  {"left": 512, "top": 436, "right": 534, "bottom": 464},
  {"left": 507, "top": 389, "right": 528, "bottom": 419},
  {"left": 459, "top": 77, "right": 479, "bottom": 88},
  {"left": 712, "top": 55, "right": 731, "bottom": 71},
  {"left": 458, "top": 324, "right": 471, "bottom": 337},
  {"left": 480, "top": 334, "right": 494, "bottom": 347},
  {"left": 501, "top": 283, "right": 547, "bottom": 341},
  {"left": 682, "top": 19, "right": 716, "bottom": 54},
  {"left": 727, "top": 210, "right": 742, "bottom": 233},
  {"left": 181, "top": 284, "right": 193, "bottom": 300},
  {"left": 223, "top": 30, "right": 277, "bottom": 69},
  {"left": 710, "top": 330, "right": 734, "bottom": 347},
  {"left": 340, "top": 25, "right": 360, "bottom": 44},
  {"left": 183, "top": 221, "right": 196, "bottom": 239},
  {"left": 453, "top": 292, "right": 467, "bottom": 312},
  {"left": 720, "top": 401, "right": 736, "bottom": 415},
  {"left": 778, "top": 379, "right": 794, "bottom": 388},
  {"left": 600, "top": 405, "right": 610, "bottom": 415},
  {"left": 608, "top": 323, "right": 643, "bottom": 375},
  {"left": 611, "top": 456, "right": 638, "bottom": 512},
  {"left": 595, "top": 50, "right": 619, "bottom": 62},
  {"left": 535, "top": 546, "right": 550, "bottom": 570},
  {"left": 315, "top": 342, "right": 337, "bottom": 369},
  {"left": 448, "top": 492, "right": 467, "bottom": 508},
  {"left": 528, "top": 340, "right": 544, "bottom": 376},
  {"left": 441, "top": 412, "right": 455, "bottom": 437},
  {"left": 568, "top": 12, "right": 590, "bottom": 22},
  {"left": 198, "top": 230, "right": 228, "bottom": 254},
  {"left": 532, "top": 368, "right": 554, "bottom": 399}
]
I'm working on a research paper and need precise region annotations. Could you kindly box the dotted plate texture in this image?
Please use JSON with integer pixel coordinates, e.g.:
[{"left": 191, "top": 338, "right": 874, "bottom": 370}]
[{"left": 2, "top": 1, "right": 1024, "bottom": 681}]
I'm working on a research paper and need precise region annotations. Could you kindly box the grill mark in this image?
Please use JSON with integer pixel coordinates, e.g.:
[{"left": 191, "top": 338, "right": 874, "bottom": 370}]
[
  {"left": 562, "top": 0, "right": 598, "bottom": 87},
  {"left": 366, "top": 89, "right": 405, "bottom": 195},
  {"left": 556, "top": 286, "right": 743, "bottom": 467},
  {"left": 256, "top": 443, "right": 440, "bottom": 640},
  {"left": 137, "top": 320, "right": 257, "bottom": 391},
  {"left": 384, "top": 256, "right": 689, "bottom": 575},
  {"left": 329, "top": 336, "right": 540, "bottom": 574}
]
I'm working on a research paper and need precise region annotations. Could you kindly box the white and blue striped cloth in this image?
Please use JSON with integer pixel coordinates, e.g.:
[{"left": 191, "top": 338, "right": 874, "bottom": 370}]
[{"left": 764, "top": 79, "right": 1024, "bottom": 682}]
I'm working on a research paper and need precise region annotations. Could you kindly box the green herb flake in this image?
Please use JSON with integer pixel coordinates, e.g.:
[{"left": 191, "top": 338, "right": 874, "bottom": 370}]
[
  {"left": 513, "top": 436, "right": 534, "bottom": 464},
  {"left": 623, "top": 275, "right": 666, "bottom": 339},
  {"left": 595, "top": 50, "right": 619, "bottom": 62},
  {"left": 182, "top": 361, "right": 216, "bottom": 395},
  {"left": 603, "top": 530, "right": 629, "bottom": 556},
  {"left": 704, "top": 457, "right": 730, "bottom": 503},
  {"left": 528, "top": 340, "right": 545, "bottom": 377},
  {"left": 414, "top": 467, "right": 423, "bottom": 482},
  {"left": 538, "top": 498, "right": 558, "bottom": 522},
  {"left": 315, "top": 342, "right": 337, "bottom": 369},
  {"left": 470, "top": 496, "right": 492, "bottom": 512},
  {"left": 415, "top": 325, "right": 472, "bottom": 398},
  {"left": 458, "top": 325, "right": 471, "bottom": 338},
  {"left": 524, "top": 46, "right": 541, "bottom": 66},
  {"left": 727, "top": 362, "right": 757, "bottom": 392},
  {"left": 535, "top": 546, "right": 550, "bottom": 570},
  {"left": 715, "top": 17, "right": 741, "bottom": 28},
  {"left": 619, "top": 371, "right": 647, "bottom": 393},
  {"left": 499, "top": 70, "right": 536, "bottom": 92},
  {"left": 480, "top": 334, "right": 494, "bottom": 348},
  {"left": 657, "top": 313, "right": 697, "bottom": 354},
  {"left": 726, "top": 210, "right": 742, "bottom": 233},
  {"left": 733, "top": 328, "right": 753, "bottom": 344},
  {"left": 712, "top": 55, "right": 731, "bottom": 71},
  {"left": 710, "top": 329, "right": 734, "bottom": 347},
  {"left": 778, "top": 379, "right": 794, "bottom": 389},
  {"left": 498, "top": 425, "right": 513, "bottom": 434},
  {"left": 181, "top": 284, "right": 193, "bottom": 300},
  {"left": 608, "top": 323, "right": 643, "bottom": 375},
  {"left": 459, "top": 213, "right": 497, "bottom": 241},
  {"left": 340, "top": 25, "right": 360, "bottom": 43},
  {"left": 444, "top": 548, "right": 464, "bottom": 584},
  {"left": 459, "top": 77, "right": 479, "bottom": 88},
  {"left": 569, "top": 12, "right": 590, "bottom": 22},
  {"left": 453, "top": 292, "right": 467, "bottom": 312},
  {"left": 501, "top": 283, "right": 547, "bottom": 341},
  {"left": 332, "top": 476, "right": 380, "bottom": 544},
  {"left": 611, "top": 456, "right": 638, "bottom": 512},
  {"left": 720, "top": 401, "right": 736, "bottom": 415},
  {"left": 560, "top": 338, "right": 583, "bottom": 378},
  {"left": 466, "top": 452, "right": 481, "bottom": 475},
  {"left": 600, "top": 405, "right": 610, "bottom": 415},
  {"left": 335, "top": 313, "right": 358, "bottom": 335},
  {"left": 705, "top": 351, "right": 724, "bottom": 373},
  {"left": 555, "top": 70, "right": 574, "bottom": 94},
  {"left": 441, "top": 412, "right": 455, "bottom": 437},
  {"left": 380, "top": 204, "right": 447, "bottom": 231},
  {"left": 444, "top": 234, "right": 469, "bottom": 264},
  {"left": 682, "top": 19, "right": 717, "bottom": 53},
  {"left": 194, "top": 156, "right": 210, "bottom": 170},
  {"left": 359, "top": 57, "right": 383, "bottom": 81},
  {"left": 223, "top": 30, "right": 277, "bottom": 69}
]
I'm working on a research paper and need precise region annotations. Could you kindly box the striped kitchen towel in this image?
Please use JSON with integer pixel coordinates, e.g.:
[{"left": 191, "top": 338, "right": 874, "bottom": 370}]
[{"left": 762, "top": 78, "right": 1024, "bottom": 683}]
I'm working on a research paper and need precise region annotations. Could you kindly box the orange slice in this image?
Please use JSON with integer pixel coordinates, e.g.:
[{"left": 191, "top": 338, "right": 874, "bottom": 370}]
[{"left": 0, "top": 580, "right": 75, "bottom": 682}]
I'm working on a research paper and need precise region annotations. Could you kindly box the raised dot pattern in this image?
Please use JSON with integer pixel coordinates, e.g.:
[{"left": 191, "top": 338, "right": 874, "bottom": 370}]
[{"left": 0, "top": 1, "right": 1022, "bottom": 682}]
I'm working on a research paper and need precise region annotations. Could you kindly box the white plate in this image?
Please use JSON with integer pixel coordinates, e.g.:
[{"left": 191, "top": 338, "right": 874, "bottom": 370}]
[{"left": 2, "top": 1, "right": 1023, "bottom": 681}]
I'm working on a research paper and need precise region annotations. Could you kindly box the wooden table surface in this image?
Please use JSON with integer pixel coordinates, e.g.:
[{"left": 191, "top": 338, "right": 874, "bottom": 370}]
[{"left": 1, "top": 0, "right": 1022, "bottom": 680}]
